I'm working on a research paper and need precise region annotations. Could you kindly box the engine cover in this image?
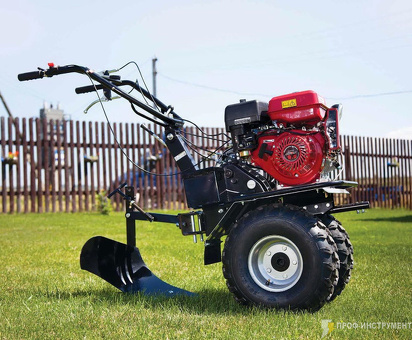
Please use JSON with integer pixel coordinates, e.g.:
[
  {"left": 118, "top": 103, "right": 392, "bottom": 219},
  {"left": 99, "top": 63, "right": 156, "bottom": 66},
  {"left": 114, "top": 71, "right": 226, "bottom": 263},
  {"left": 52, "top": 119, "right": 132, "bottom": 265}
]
[{"left": 251, "top": 131, "right": 326, "bottom": 186}]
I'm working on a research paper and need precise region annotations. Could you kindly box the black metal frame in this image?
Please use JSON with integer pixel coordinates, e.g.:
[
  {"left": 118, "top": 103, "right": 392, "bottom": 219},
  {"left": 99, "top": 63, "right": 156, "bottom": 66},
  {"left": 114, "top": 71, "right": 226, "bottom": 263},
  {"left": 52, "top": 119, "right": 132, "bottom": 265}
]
[{"left": 118, "top": 180, "right": 368, "bottom": 265}]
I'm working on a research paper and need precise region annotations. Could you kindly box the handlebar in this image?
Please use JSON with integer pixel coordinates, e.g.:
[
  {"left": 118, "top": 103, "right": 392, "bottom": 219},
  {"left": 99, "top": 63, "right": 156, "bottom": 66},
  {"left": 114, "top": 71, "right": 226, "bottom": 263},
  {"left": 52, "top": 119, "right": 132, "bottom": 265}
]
[
  {"left": 17, "top": 63, "right": 184, "bottom": 127},
  {"left": 18, "top": 64, "right": 89, "bottom": 81},
  {"left": 75, "top": 80, "right": 172, "bottom": 114}
]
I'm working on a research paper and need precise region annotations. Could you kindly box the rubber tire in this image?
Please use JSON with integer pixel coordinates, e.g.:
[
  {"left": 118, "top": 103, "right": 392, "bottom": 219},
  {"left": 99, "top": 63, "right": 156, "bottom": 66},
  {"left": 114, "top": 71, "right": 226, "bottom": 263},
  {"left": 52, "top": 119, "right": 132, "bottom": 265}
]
[
  {"left": 321, "top": 215, "right": 354, "bottom": 301},
  {"left": 222, "top": 204, "right": 339, "bottom": 311}
]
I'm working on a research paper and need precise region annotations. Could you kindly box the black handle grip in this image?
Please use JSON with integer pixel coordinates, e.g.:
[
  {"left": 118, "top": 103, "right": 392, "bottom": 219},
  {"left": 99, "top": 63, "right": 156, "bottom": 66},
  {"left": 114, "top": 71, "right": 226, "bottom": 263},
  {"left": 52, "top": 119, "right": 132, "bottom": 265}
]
[
  {"left": 75, "top": 75, "right": 123, "bottom": 94},
  {"left": 75, "top": 84, "right": 103, "bottom": 94},
  {"left": 18, "top": 70, "right": 44, "bottom": 81}
]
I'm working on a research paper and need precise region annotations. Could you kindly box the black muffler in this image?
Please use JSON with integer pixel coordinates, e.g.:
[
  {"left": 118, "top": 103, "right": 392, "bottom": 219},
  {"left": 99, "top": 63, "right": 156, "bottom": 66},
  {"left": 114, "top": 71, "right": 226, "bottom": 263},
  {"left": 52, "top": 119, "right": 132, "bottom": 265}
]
[{"left": 80, "top": 236, "right": 194, "bottom": 296}]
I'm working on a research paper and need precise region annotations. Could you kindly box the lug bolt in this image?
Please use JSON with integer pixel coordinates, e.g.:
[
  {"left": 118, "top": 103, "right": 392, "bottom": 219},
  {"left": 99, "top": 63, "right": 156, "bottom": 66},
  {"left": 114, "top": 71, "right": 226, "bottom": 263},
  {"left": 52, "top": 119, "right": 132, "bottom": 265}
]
[
  {"left": 282, "top": 246, "right": 287, "bottom": 251},
  {"left": 292, "top": 260, "right": 297, "bottom": 265},
  {"left": 266, "top": 251, "right": 271, "bottom": 256},
  {"left": 266, "top": 268, "right": 272, "bottom": 273},
  {"left": 283, "top": 274, "right": 288, "bottom": 279}
]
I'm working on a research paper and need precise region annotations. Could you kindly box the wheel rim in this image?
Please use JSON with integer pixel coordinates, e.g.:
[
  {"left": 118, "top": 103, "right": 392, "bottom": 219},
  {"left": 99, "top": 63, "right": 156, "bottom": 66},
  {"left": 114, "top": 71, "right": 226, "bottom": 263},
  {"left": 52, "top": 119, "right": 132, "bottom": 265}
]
[{"left": 248, "top": 235, "right": 303, "bottom": 292}]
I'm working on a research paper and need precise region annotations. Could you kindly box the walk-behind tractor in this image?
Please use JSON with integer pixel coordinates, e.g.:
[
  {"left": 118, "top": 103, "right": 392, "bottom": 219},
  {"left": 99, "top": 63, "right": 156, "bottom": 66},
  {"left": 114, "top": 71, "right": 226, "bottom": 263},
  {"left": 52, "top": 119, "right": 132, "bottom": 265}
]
[{"left": 18, "top": 63, "right": 369, "bottom": 311}]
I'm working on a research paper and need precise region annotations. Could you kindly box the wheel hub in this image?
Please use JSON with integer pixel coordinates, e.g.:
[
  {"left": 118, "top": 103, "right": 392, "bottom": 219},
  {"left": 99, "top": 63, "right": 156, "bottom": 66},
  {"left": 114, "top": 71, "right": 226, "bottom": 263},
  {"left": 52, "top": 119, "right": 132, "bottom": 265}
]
[
  {"left": 271, "top": 252, "right": 290, "bottom": 272},
  {"left": 248, "top": 235, "right": 303, "bottom": 292}
]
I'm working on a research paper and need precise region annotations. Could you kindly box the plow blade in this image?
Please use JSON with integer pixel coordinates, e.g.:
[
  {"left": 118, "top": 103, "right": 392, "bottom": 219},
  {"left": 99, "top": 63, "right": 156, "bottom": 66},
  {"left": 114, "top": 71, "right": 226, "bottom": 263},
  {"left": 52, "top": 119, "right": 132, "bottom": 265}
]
[{"left": 80, "top": 236, "right": 195, "bottom": 296}]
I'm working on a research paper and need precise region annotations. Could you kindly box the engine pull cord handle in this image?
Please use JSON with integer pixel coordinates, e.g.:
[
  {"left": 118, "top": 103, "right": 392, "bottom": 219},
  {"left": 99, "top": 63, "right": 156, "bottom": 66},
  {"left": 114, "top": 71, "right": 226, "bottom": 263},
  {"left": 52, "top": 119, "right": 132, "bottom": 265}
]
[
  {"left": 258, "top": 143, "right": 273, "bottom": 159},
  {"left": 107, "top": 183, "right": 154, "bottom": 222}
]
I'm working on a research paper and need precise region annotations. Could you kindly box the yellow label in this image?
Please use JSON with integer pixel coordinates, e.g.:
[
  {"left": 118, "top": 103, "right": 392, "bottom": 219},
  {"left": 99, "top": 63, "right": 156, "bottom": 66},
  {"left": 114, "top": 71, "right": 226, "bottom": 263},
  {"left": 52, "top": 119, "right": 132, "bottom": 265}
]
[{"left": 281, "top": 99, "right": 297, "bottom": 109}]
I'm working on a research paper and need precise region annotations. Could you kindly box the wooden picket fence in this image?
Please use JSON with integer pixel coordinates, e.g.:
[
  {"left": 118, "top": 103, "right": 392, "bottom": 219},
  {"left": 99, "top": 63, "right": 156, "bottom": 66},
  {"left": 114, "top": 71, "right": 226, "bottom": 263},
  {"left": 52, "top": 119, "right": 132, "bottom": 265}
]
[
  {"left": 1, "top": 116, "right": 411, "bottom": 213},
  {"left": 336, "top": 135, "right": 412, "bottom": 209}
]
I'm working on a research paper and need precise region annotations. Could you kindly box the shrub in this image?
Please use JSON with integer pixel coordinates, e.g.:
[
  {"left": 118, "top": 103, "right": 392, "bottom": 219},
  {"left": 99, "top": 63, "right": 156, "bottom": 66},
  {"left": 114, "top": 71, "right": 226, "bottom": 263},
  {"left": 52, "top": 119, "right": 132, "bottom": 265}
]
[{"left": 96, "top": 190, "right": 112, "bottom": 215}]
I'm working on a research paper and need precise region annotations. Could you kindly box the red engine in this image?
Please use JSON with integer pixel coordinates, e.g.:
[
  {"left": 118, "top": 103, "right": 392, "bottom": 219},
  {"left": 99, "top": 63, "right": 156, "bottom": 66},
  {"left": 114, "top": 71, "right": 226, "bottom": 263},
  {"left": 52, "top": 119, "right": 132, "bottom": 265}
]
[{"left": 224, "top": 90, "right": 341, "bottom": 186}]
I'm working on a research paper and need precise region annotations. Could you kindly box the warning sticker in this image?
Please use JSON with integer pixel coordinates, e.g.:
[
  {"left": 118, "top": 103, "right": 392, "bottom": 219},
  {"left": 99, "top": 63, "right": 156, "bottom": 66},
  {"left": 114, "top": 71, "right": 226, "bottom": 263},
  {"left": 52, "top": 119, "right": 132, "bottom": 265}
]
[{"left": 281, "top": 99, "right": 297, "bottom": 109}]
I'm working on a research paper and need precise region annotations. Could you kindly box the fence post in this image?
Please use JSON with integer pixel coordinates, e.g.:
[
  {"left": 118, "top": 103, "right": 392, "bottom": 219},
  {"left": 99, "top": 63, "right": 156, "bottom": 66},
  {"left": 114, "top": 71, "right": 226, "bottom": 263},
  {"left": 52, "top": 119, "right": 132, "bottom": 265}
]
[
  {"left": 1, "top": 117, "right": 6, "bottom": 213},
  {"left": 22, "top": 118, "right": 29, "bottom": 213},
  {"left": 344, "top": 145, "right": 351, "bottom": 181}
]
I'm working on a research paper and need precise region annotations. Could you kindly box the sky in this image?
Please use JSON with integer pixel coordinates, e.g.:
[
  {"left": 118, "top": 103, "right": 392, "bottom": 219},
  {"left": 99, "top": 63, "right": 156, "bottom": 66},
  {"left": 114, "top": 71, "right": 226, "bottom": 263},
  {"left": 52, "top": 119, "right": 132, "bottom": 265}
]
[{"left": 1, "top": 0, "right": 412, "bottom": 139}]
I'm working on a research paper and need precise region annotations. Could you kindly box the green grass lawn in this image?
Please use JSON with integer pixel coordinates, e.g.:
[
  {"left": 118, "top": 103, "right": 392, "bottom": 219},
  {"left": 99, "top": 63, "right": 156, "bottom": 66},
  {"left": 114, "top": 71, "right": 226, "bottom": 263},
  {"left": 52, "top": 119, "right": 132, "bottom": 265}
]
[{"left": 0, "top": 209, "right": 411, "bottom": 339}]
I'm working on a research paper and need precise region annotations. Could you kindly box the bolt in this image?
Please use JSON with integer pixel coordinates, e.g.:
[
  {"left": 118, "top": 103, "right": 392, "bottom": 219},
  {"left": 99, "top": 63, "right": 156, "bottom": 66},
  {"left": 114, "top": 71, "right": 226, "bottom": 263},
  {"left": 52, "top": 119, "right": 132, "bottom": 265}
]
[
  {"left": 247, "top": 180, "right": 256, "bottom": 189},
  {"left": 266, "top": 251, "right": 271, "bottom": 256},
  {"left": 224, "top": 169, "right": 233, "bottom": 178},
  {"left": 314, "top": 205, "right": 319, "bottom": 209},
  {"left": 125, "top": 213, "right": 130, "bottom": 218},
  {"left": 166, "top": 133, "right": 174, "bottom": 141},
  {"left": 326, "top": 203, "right": 330, "bottom": 207},
  {"left": 282, "top": 246, "right": 287, "bottom": 251},
  {"left": 283, "top": 274, "right": 288, "bottom": 279},
  {"left": 266, "top": 268, "right": 272, "bottom": 273},
  {"left": 218, "top": 209, "right": 224, "bottom": 214},
  {"left": 292, "top": 260, "right": 297, "bottom": 265}
]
